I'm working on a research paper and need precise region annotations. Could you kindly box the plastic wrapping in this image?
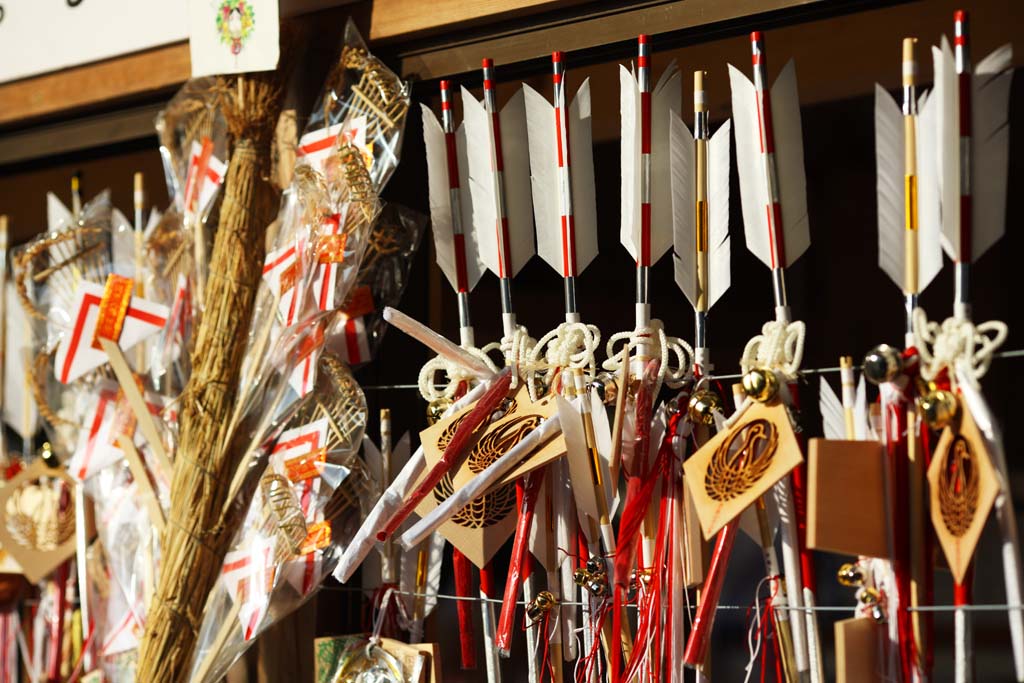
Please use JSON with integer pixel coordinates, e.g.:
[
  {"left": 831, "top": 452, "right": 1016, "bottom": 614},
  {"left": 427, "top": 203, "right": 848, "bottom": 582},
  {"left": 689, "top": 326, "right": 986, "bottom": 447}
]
[
  {"left": 154, "top": 77, "right": 230, "bottom": 317},
  {"left": 339, "top": 205, "right": 425, "bottom": 368},
  {"left": 301, "top": 20, "right": 410, "bottom": 193},
  {"left": 189, "top": 354, "right": 368, "bottom": 683}
]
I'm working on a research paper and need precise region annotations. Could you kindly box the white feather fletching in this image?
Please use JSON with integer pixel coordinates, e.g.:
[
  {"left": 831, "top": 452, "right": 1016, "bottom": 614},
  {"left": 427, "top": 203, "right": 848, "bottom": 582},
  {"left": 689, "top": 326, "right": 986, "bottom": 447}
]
[
  {"left": 707, "top": 120, "right": 732, "bottom": 307},
  {"left": 671, "top": 116, "right": 731, "bottom": 309},
  {"left": 770, "top": 60, "right": 810, "bottom": 268},
  {"left": 524, "top": 85, "right": 561, "bottom": 272},
  {"left": 651, "top": 63, "right": 682, "bottom": 265},
  {"left": 916, "top": 89, "right": 943, "bottom": 291},
  {"left": 500, "top": 88, "right": 536, "bottom": 276},
  {"left": 854, "top": 375, "right": 870, "bottom": 441},
  {"left": 934, "top": 38, "right": 960, "bottom": 260},
  {"left": 620, "top": 62, "right": 680, "bottom": 264},
  {"left": 819, "top": 376, "right": 845, "bottom": 441},
  {"left": 875, "top": 85, "right": 906, "bottom": 288},
  {"left": 569, "top": 79, "right": 599, "bottom": 274},
  {"left": 670, "top": 115, "right": 696, "bottom": 305},
  {"left": 422, "top": 105, "right": 485, "bottom": 293},
  {"left": 4, "top": 283, "right": 39, "bottom": 440},
  {"left": 47, "top": 192, "right": 73, "bottom": 233},
  {"left": 729, "top": 65, "right": 771, "bottom": 268},
  {"left": 462, "top": 87, "right": 536, "bottom": 278},
  {"left": 620, "top": 66, "right": 641, "bottom": 259},
  {"left": 525, "top": 81, "right": 599, "bottom": 276},
  {"left": 730, "top": 62, "right": 809, "bottom": 269},
  {"left": 971, "top": 43, "right": 1013, "bottom": 262}
]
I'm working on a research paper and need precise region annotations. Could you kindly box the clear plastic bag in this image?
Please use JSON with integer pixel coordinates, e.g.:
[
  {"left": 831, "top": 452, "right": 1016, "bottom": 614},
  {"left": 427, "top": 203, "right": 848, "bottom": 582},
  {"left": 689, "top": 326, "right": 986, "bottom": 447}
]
[
  {"left": 190, "top": 353, "right": 369, "bottom": 682},
  {"left": 299, "top": 20, "right": 410, "bottom": 193}
]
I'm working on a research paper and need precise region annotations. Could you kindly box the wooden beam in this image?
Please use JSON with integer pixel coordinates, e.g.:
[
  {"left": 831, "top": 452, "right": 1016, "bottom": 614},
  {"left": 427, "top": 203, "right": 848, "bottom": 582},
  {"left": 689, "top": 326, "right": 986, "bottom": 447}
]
[
  {"left": 369, "top": 0, "right": 589, "bottom": 42},
  {"left": 0, "top": 42, "right": 189, "bottom": 128},
  {"left": 393, "top": 0, "right": 826, "bottom": 80}
]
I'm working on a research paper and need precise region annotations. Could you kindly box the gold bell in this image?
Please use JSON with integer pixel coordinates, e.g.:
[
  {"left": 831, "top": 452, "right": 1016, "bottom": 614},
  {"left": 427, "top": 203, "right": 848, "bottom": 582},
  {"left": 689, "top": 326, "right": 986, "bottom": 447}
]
[
  {"left": 586, "top": 578, "right": 609, "bottom": 597},
  {"left": 742, "top": 368, "right": 779, "bottom": 403},
  {"left": 426, "top": 397, "right": 451, "bottom": 425},
  {"left": 573, "top": 568, "right": 590, "bottom": 587},
  {"left": 585, "top": 557, "right": 605, "bottom": 575},
  {"left": 39, "top": 442, "right": 60, "bottom": 469},
  {"left": 687, "top": 389, "right": 723, "bottom": 425},
  {"left": 918, "top": 389, "right": 958, "bottom": 430},
  {"left": 837, "top": 563, "right": 864, "bottom": 587},
  {"left": 526, "top": 590, "right": 559, "bottom": 621}
]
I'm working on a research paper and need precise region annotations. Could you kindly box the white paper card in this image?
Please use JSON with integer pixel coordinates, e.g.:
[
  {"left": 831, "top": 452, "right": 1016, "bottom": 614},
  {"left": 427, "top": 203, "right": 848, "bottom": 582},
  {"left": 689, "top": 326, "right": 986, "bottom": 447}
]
[{"left": 188, "top": 0, "right": 280, "bottom": 77}]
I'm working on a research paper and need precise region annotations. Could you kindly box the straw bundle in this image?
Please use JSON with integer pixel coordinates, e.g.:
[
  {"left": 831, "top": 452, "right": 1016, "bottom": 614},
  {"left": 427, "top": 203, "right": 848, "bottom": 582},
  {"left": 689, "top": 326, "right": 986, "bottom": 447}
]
[{"left": 137, "top": 60, "right": 292, "bottom": 681}]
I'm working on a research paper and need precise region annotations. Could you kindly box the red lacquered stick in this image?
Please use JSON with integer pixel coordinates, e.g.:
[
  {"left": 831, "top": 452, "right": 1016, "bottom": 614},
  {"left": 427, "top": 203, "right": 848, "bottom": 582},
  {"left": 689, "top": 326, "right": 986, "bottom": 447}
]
[{"left": 378, "top": 369, "right": 512, "bottom": 540}]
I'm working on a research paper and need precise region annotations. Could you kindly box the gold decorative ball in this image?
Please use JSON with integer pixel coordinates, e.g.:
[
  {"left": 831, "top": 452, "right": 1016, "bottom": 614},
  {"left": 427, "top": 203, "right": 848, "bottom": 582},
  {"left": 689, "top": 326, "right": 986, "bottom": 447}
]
[
  {"left": 426, "top": 398, "right": 451, "bottom": 425},
  {"left": 742, "top": 368, "right": 779, "bottom": 403},
  {"left": 862, "top": 344, "right": 903, "bottom": 385},
  {"left": 687, "top": 390, "right": 723, "bottom": 425},
  {"left": 918, "top": 389, "right": 958, "bottom": 430},
  {"left": 837, "top": 563, "right": 864, "bottom": 587},
  {"left": 589, "top": 373, "right": 619, "bottom": 406}
]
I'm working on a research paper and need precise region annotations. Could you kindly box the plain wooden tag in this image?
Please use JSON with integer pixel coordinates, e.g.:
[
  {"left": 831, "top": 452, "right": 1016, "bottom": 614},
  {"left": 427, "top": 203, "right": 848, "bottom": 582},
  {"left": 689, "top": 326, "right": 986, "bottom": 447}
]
[
  {"left": 835, "top": 616, "right": 885, "bottom": 683},
  {"left": 683, "top": 401, "right": 803, "bottom": 539},
  {"left": 414, "top": 385, "right": 565, "bottom": 568},
  {"left": 557, "top": 395, "right": 600, "bottom": 544},
  {"left": 928, "top": 403, "right": 999, "bottom": 584},
  {"left": 806, "top": 438, "right": 889, "bottom": 559}
]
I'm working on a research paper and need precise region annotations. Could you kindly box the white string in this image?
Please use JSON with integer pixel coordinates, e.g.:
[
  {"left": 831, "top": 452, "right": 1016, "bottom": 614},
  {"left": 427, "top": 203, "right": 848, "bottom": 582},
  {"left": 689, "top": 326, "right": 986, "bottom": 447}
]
[
  {"left": 912, "top": 307, "right": 1008, "bottom": 384},
  {"left": 739, "top": 319, "right": 806, "bottom": 376},
  {"left": 417, "top": 346, "right": 499, "bottom": 403},
  {"left": 743, "top": 575, "right": 774, "bottom": 683}
]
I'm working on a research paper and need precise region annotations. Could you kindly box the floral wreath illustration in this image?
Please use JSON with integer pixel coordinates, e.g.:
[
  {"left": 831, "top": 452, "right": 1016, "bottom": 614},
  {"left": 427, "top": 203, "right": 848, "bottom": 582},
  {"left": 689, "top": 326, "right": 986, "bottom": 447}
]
[{"left": 216, "top": 1, "right": 256, "bottom": 56}]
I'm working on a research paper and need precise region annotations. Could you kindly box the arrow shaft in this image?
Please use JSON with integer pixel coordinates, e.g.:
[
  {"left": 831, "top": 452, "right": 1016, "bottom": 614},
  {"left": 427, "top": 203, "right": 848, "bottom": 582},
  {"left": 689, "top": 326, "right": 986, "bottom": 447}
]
[
  {"left": 751, "top": 32, "right": 790, "bottom": 315},
  {"left": 482, "top": 60, "right": 515, "bottom": 328},
  {"left": 439, "top": 82, "right": 474, "bottom": 334},
  {"left": 954, "top": 11, "right": 973, "bottom": 319}
]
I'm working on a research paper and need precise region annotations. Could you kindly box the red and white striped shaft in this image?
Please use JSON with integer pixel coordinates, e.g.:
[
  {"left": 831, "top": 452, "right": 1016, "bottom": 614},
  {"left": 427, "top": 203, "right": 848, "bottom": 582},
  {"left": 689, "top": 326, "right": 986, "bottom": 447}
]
[
  {"left": 552, "top": 52, "right": 578, "bottom": 280},
  {"left": 638, "top": 35, "right": 653, "bottom": 272},
  {"left": 482, "top": 59, "right": 515, "bottom": 319},
  {"left": 750, "top": 31, "right": 790, "bottom": 313},
  {"left": 440, "top": 81, "right": 471, "bottom": 296},
  {"left": 953, "top": 10, "right": 973, "bottom": 318}
]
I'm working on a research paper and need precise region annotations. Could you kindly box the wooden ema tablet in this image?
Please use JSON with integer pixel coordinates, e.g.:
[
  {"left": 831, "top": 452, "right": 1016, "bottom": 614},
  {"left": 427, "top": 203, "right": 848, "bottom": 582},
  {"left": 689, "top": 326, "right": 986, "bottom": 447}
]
[
  {"left": 835, "top": 616, "right": 885, "bottom": 683},
  {"left": 414, "top": 385, "right": 565, "bottom": 568},
  {"left": 683, "top": 400, "right": 803, "bottom": 539},
  {"left": 806, "top": 438, "right": 889, "bottom": 559},
  {"left": 0, "top": 459, "right": 94, "bottom": 583},
  {"left": 928, "top": 401, "right": 1000, "bottom": 584}
]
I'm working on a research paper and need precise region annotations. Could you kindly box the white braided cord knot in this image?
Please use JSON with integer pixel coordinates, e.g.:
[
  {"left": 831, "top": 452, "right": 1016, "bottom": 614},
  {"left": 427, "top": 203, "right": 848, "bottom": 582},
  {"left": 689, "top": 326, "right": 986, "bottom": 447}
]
[
  {"left": 912, "top": 307, "right": 1007, "bottom": 384},
  {"left": 525, "top": 321, "right": 601, "bottom": 400},
  {"left": 417, "top": 346, "right": 499, "bottom": 403},
  {"left": 739, "top": 319, "right": 806, "bottom": 378},
  {"left": 601, "top": 325, "right": 694, "bottom": 394},
  {"left": 482, "top": 325, "right": 536, "bottom": 389}
]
